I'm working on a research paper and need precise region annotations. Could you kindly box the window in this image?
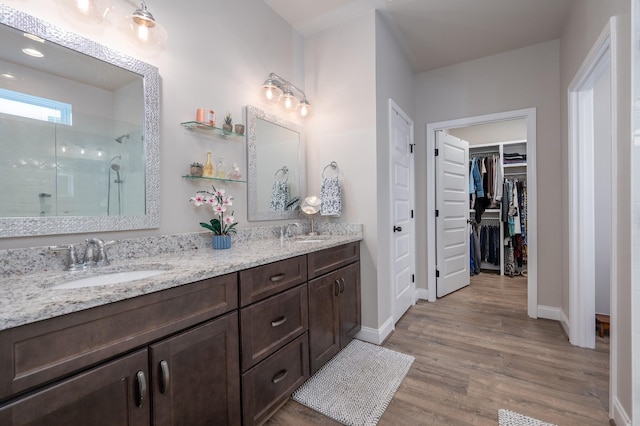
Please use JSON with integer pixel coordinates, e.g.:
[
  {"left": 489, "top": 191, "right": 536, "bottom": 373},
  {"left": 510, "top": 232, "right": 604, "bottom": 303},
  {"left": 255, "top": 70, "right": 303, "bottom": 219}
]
[{"left": 0, "top": 88, "right": 72, "bottom": 125}]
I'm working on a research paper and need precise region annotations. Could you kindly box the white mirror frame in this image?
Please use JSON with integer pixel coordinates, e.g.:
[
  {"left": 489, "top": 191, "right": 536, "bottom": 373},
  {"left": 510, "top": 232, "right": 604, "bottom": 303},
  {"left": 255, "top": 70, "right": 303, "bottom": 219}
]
[
  {"left": 247, "top": 105, "right": 305, "bottom": 221},
  {"left": 0, "top": 5, "right": 160, "bottom": 238}
]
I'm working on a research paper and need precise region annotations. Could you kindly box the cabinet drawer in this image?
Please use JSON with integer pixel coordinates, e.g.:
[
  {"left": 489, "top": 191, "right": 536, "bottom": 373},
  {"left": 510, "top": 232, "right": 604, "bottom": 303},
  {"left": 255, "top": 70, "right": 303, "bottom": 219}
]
[
  {"left": 0, "top": 273, "right": 238, "bottom": 402},
  {"left": 240, "top": 284, "right": 308, "bottom": 371},
  {"left": 241, "top": 333, "right": 309, "bottom": 426},
  {"left": 239, "top": 256, "right": 307, "bottom": 306},
  {"left": 308, "top": 242, "right": 360, "bottom": 279}
]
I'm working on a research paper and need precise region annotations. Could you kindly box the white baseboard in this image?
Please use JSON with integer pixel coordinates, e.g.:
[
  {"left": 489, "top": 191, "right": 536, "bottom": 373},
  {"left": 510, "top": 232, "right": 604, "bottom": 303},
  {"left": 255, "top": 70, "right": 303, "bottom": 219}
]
[
  {"left": 356, "top": 316, "right": 395, "bottom": 345},
  {"left": 415, "top": 288, "right": 429, "bottom": 301},
  {"left": 537, "top": 305, "right": 570, "bottom": 338},
  {"left": 612, "top": 396, "right": 631, "bottom": 426}
]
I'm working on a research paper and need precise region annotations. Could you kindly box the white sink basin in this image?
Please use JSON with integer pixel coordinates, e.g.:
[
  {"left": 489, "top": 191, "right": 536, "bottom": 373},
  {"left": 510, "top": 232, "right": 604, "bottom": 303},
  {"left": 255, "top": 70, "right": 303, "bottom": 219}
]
[{"left": 52, "top": 269, "right": 168, "bottom": 289}]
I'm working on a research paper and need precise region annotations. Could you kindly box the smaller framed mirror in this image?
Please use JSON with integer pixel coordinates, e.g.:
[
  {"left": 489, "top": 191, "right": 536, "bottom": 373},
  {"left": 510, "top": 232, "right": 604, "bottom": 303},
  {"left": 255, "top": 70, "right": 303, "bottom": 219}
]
[{"left": 247, "top": 105, "right": 305, "bottom": 221}]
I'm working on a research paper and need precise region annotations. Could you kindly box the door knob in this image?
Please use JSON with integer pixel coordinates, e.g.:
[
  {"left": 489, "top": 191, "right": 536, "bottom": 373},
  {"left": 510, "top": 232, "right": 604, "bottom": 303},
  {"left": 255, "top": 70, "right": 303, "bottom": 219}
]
[{"left": 393, "top": 225, "right": 402, "bottom": 232}]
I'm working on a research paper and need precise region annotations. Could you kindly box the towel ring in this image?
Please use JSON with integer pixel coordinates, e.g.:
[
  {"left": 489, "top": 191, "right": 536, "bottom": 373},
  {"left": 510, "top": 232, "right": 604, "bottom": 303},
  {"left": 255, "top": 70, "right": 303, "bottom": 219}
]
[
  {"left": 274, "top": 166, "right": 289, "bottom": 183},
  {"left": 322, "top": 161, "right": 339, "bottom": 178}
]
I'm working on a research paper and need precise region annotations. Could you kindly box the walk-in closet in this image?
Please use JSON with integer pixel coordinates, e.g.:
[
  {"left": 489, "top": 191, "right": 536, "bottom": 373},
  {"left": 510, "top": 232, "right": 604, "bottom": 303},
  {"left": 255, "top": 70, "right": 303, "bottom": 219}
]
[{"left": 449, "top": 121, "right": 528, "bottom": 278}]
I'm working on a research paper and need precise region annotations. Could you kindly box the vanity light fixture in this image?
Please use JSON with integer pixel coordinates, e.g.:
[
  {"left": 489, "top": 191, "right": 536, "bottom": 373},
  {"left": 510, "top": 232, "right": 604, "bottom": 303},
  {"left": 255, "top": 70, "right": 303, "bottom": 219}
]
[
  {"left": 261, "top": 73, "right": 311, "bottom": 118},
  {"left": 58, "top": 0, "right": 113, "bottom": 24},
  {"left": 122, "top": 1, "right": 167, "bottom": 48}
]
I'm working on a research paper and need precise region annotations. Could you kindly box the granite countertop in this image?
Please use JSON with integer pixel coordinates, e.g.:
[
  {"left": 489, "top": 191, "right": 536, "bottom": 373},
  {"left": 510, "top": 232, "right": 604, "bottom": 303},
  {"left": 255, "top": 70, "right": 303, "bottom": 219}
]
[{"left": 0, "top": 235, "right": 361, "bottom": 332}]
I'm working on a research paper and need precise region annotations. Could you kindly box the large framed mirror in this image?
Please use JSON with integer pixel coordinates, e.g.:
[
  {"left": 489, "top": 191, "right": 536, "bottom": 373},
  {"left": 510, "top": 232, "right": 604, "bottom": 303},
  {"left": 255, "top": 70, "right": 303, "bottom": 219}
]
[
  {"left": 247, "top": 105, "right": 305, "bottom": 221},
  {"left": 0, "top": 5, "right": 159, "bottom": 238}
]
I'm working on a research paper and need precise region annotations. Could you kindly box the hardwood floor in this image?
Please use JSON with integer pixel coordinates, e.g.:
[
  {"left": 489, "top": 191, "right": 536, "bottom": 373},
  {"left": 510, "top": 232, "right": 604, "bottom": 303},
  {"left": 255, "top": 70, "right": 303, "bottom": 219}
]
[{"left": 266, "top": 273, "right": 610, "bottom": 425}]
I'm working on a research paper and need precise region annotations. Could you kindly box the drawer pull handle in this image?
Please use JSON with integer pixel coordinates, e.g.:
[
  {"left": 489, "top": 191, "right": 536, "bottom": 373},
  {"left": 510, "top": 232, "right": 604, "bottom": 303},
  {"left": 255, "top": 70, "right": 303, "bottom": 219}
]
[
  {"left": 272, "top": 369, "right": 288, "bottom": 384},
  {"left": 340, "top": 277, "right": 346, "bottom": 294},
  {"left": 159, "top": 360, "right": 170, "bottom": 394},
  {"left": 270, "top": 273, "right": 285, "bottom": 282},
  {"left": 271, "top": 316, "right": 287, "bottom": 327},
  {"left": 135, "top": 370, "right": 147, "bottom": 407},
  {"left": 335, "top": 279, "right": 340, "bottom": 297}
]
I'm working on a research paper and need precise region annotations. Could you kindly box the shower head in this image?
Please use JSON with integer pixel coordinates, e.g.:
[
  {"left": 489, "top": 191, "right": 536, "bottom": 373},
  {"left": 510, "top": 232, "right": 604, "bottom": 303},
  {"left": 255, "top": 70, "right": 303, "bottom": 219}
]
[
  {"left": 115, "top": 134, "right": 130, "bottom": 143},
  {"left": 111, "top": 163, "right": 120, "bottom": 172}
]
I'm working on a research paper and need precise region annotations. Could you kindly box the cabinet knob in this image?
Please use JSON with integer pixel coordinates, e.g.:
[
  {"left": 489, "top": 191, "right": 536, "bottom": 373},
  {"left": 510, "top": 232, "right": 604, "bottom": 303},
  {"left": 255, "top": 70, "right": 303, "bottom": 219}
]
[
  {"left": 271, "top": 369, "right": 288, "bottom": 384},
  {"left": 334, "top": 280, "right": 340, "bottom": 297},
  {"left": 269, "top": 273, "right": 285, "bottom": 282},
  {"left": 340, "top": 277, "right": 346, "bottom": 294},
  {"left": 159, "top": 360, "right": 170, "bottom": 394},
  {"left": 135, "top": 370, "right": 147, "bottom": 407},
  {"left": 393, "top": 225, "right": 403, "bottom": 233},
  {"left": 271, "top": 316, "right": 287, "bottom": 327}
]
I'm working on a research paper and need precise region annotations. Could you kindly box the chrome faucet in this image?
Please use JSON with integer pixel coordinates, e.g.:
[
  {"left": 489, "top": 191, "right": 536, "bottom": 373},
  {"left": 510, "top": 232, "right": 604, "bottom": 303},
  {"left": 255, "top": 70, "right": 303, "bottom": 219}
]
[
  {"left": 49, "top": 238, "right": 115, "bottom": 271},
  {"left": 49, "top": 244, "right": 83, "bottom": 271},
  {"left": 83, "top": 238, "right": 114, "bottom": 267},
  {"left": 285, "top": 223, "right": 301, "bottom": 238}
]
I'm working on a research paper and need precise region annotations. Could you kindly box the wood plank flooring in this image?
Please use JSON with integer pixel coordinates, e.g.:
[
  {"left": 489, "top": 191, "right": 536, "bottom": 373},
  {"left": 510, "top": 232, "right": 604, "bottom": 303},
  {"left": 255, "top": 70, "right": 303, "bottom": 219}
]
[{"left": 266, "top": 273, "right": 610, "bottom": 425}]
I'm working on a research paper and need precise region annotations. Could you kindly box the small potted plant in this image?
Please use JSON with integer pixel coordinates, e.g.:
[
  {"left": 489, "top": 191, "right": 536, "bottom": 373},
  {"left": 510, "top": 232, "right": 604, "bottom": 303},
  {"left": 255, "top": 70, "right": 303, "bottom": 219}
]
[
  {"left": 222, "top": 112, "right": 233, "bottom": 132},
  {"left": 190, "top": 162, "right": 203, "bottom": 177},
  {"left": 189, "top": 186, "right": 238, "bottom": 249},
  {"left": 234, "top": 123, "right": 245, "bottom": 135}
]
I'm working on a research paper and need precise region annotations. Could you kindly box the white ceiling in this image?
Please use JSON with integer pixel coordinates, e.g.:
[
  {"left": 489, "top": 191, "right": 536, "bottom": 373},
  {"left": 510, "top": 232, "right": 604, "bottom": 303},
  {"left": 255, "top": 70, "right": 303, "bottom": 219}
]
[{"left": 264, "top": 0, "right": 574, "bottom": 72}]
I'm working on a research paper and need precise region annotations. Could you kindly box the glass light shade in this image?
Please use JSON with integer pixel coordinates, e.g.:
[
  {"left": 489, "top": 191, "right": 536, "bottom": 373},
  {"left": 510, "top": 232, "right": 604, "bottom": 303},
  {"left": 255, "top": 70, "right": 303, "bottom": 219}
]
[
  {"left": 281, "top": 88, "right": 299, "bottom": 111},
  {"left": 297, "top": 98, "right": 311, "bottom": 118},
  {"left": 262, "top": 79, "right": 282, "bottom": 104},
  {"left": 58, "top": 0, "right": 113, "bottom": 24},
  {"left": 121, "top": 13, "right": 167, "bottom": 48}
]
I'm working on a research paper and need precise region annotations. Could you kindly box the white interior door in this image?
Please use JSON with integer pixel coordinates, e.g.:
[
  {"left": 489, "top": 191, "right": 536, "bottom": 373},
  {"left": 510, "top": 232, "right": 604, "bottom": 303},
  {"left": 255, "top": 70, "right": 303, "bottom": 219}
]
[
  {"left": 390, "top": 101, "right": 414, "bottom": 323},
  {"left": 436, "top": 131, "right": 470, "bottom": 297}
]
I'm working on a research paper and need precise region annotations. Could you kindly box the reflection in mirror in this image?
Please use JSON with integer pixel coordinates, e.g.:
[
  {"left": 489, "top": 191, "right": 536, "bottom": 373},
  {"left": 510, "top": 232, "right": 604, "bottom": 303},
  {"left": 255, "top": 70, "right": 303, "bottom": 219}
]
[
  {"left": 0, "top": 5, "right": 159, "bottom": 237},
  {"left": 247, "top": 105, "right": 305, "bottom": 221}
]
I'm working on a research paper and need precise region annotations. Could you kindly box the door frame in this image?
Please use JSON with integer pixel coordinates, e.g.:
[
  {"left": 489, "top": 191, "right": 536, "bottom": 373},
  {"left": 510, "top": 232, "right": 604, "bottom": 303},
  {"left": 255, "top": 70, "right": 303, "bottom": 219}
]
[
  {"left": 388, "top": 99, "right": 416, "bottom": 322},
  {"left": 567, "top": 16, "right": 617, "bottom": 419},
  {"left": 426, "top": 108, "right": 538, "bottom": 319}
]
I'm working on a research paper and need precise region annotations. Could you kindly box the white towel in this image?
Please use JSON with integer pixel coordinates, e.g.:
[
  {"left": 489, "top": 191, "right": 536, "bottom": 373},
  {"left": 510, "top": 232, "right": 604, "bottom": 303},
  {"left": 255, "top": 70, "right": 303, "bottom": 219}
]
[
  {"left": 320, "top": 176, "right": 341, "bottom": 217},
  {"left": 270, "top": 180, "right": 290, "bottom": 212}
]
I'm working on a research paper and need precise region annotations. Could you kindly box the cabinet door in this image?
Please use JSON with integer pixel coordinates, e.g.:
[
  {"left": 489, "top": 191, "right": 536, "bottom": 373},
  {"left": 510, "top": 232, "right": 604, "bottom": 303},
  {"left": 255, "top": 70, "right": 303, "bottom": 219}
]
[
  {"left": 0, "top": 349, "right": 149, "bottom": 426},
  {"left": 150, "top": 312, "right": 241, "bottom": 426},
  {"left": 308, "top": 270, "right": 341, "bottom": 375},
  {"left": 339, "top": 262, "right": 361, "bottom": 348}
]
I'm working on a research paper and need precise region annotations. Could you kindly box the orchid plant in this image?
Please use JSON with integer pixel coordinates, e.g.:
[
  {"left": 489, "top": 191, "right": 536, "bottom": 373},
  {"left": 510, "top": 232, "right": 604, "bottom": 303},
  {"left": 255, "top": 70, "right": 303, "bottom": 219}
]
[{"left": 189, "top": 186, "right": 238, "bottom": 235}]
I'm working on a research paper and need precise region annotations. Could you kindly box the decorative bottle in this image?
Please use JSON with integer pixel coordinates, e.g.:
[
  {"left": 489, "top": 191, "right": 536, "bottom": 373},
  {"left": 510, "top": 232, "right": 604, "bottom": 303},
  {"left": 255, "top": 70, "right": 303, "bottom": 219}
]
[
  {"left": 228, "top": 163, "right": 242, "bottom": 180},
  {"left": 216, "top": 157, "right": 226, "bottom": 179},
  {"left": 203, "top": 151, "right": 214, "bottom": 177}
]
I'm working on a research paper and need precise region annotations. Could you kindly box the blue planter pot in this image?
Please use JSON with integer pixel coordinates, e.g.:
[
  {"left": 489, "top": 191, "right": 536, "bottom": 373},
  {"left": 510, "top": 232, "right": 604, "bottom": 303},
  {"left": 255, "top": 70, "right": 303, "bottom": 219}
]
[{"left": 212, "top": 235, "right": 232, "bottom": 249}]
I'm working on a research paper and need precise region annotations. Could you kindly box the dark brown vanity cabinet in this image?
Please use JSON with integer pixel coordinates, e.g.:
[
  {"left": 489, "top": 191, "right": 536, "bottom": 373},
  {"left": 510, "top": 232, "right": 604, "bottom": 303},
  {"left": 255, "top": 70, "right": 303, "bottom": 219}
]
[
  {"left": 308, "top": 243, "right": 361, "bottom": 375},
  {"left": 0, "top": 274, "right": 241, "bottom": 426},
  {"left": 239, "top": 256, "right": 310, "bottom": 426},
  {"left": 0, "top": 242, "right": 361, "bottom": 425},
  {"left": 0, "top": 349, "right": 150, "bottom": 426}
]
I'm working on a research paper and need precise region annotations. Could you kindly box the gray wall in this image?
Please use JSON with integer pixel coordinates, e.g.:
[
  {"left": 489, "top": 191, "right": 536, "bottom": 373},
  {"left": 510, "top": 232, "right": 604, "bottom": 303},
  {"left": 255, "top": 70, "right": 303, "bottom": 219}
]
[
  {"left": 414, "top": 40, "right": 562, "bottom": 309},
  {"left": 559, "top": 0, "right": 632, "bottom": 417}
]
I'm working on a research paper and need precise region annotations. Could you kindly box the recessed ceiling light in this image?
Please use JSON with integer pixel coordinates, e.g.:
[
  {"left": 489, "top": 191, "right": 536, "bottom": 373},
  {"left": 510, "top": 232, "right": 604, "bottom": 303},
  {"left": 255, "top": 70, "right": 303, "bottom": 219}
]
[
  {"left": 22, "top": 48, "right": 44, "bottom": 58},
  {"left": 1, "top": 73, "right": 15, "bottom": 80},
  {"left": 23, "top": 33, "right": 45, "bottom": 43}
]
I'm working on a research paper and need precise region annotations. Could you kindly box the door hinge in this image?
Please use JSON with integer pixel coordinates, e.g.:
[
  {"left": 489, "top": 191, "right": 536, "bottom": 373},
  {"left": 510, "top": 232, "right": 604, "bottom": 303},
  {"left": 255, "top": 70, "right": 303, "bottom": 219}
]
[
  {"left": 435, "top": 209, "right": 439, "bottom": 217},
  {"left": 411, "top": 274, "right": 415, "bottom": 283},
  {"left": 436, "top": 270, "right": 440, "bottom": 278},
  {"left": 410, "top": 143, "right": 415, "bottom": 154},
  {"left": 435, "top": 148, "right": 439, "bottom": 156},
  {"left": 411, "top": 209, "right": 414, "bottom": 218}
]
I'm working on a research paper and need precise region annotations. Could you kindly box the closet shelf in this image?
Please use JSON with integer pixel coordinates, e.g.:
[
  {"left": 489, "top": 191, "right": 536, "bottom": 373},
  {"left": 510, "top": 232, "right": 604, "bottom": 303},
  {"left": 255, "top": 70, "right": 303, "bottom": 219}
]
[
  {"left": 503, "top": 162, "right": 527, "bottom": 168},
  {"left": 470, "top": 209, "right": 501, "bottom": 213}
]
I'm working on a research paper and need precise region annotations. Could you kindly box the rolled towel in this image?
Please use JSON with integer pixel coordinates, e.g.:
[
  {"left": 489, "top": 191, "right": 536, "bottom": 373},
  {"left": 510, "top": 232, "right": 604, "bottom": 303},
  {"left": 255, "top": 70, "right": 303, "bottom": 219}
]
[{"left": 320, "top": 176, "right": 341, "bottom": 216}]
